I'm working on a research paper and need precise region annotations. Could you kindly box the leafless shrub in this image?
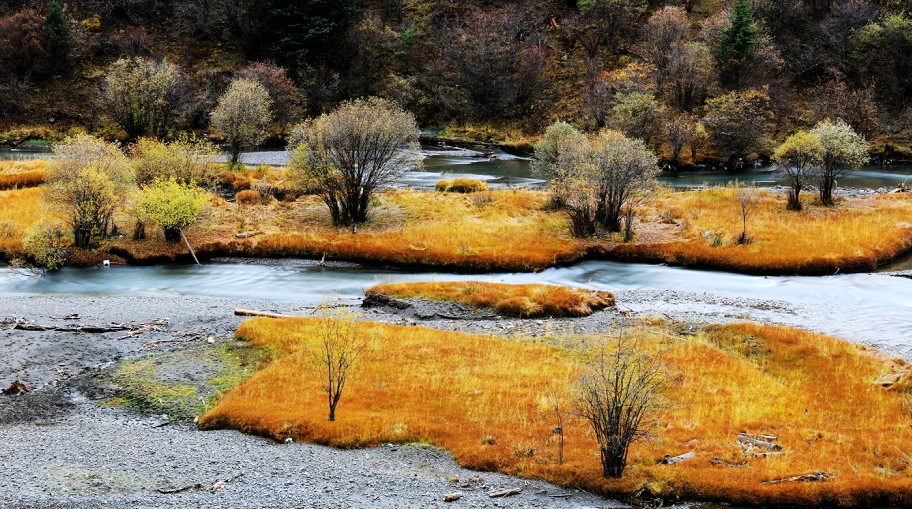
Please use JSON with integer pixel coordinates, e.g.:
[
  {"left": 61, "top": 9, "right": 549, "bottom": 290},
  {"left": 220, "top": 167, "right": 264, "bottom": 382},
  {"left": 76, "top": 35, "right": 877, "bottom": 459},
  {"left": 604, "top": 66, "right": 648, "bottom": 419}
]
[
  {"left": 573, "top": 333, "right": 667, "bottom": 478},
  {"left": 736, "top": 187, "right": 761, "bottom": 244}
]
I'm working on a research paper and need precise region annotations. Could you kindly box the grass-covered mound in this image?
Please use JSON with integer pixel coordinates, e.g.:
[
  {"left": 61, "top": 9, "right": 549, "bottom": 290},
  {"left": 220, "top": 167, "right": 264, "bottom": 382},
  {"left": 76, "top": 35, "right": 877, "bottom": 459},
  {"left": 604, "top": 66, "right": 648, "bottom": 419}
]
[
  {"left": 435, "top": 178, "right": 489, "bottom": 193},
  {"left": 200, "top": 318, "right": 912, "bottom": 506},
  {"left": 611, "top": 189, "right": 912, "bottom": 275},
  {"left": 365, "top": 281, "right": 614, "bottom": 318}
]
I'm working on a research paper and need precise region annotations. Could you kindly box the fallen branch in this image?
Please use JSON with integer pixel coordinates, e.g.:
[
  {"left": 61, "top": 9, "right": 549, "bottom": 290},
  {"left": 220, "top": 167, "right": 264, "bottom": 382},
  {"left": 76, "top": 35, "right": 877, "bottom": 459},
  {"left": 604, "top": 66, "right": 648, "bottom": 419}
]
[
  {"left": 740, "top": 432, "right": 778, "bottom": 441},
  {"left": 659, "top": 452, "right": 695, "bottom": 465},
  {"left": 738, "top": 434, "right": 782, "bottom": 451},
  {"left": 712, "top": 457, "right": 748, "bottom": 468},
  {"left": 761, "top": 470, "right": 835, "bottom": 485},
  {"left": 752, "top": 452, "right": 784, "bottom": 458},
  {"left": 180, "top": 228, "right": 200, "bottom": 265},
  {"left": 234, "top": 309, "right": 293, "bottom": 319},
  {"left": 487, "top": 488, "right": 521, "bottom": 498},
  {"left": 152, "top": 420, "right": 171, "bottom": 428},
  {"left": 156, "top": 483, "right": 201, "bottom": 494},
  {"left": 235, "top": 231, "right": 261, "bottom": 239}
]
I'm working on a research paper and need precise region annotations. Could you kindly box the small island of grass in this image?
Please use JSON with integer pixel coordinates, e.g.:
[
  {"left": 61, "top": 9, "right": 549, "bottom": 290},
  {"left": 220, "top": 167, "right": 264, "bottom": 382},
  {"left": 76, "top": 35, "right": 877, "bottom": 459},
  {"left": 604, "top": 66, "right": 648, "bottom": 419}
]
[{"left": 365, "top": 281, "right": 615, "bottom": 318}]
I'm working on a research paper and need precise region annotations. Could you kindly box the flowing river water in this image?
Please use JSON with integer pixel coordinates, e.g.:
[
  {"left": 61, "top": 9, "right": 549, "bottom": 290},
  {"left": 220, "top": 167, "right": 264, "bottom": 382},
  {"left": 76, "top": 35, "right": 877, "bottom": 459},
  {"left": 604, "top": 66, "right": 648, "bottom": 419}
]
[{"left": 3, "top": 145, "right": 911, "bottom": 359}]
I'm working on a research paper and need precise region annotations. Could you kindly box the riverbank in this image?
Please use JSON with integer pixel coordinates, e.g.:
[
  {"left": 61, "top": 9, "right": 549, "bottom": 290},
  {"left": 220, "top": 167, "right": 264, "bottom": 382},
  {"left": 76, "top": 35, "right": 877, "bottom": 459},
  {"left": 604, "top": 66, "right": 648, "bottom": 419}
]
[{"left": 3, "top": 186, "right": 912, "bottom": 276}]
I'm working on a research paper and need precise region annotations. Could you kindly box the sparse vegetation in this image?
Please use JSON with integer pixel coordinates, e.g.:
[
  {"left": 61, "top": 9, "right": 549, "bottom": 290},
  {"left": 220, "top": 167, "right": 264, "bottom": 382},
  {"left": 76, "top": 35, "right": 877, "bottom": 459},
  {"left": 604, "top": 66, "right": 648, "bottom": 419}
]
[{"left": 434, "top": 179, "right": 488, "bottom": 193}]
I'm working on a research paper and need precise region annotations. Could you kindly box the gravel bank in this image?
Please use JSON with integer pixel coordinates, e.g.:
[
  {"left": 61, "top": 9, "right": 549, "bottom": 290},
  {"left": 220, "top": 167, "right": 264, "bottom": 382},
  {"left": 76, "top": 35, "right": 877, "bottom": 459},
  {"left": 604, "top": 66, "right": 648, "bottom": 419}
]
[{"left": 0, "top": 295, "right": 637, "bottom": 508}]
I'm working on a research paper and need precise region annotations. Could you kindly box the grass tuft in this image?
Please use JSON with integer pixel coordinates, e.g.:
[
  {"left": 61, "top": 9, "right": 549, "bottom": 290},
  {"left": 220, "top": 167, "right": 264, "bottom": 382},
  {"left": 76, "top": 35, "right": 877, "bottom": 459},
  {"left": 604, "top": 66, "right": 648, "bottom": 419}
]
[{"left": 435, "top": 179, "right": 489, "bottom": 193}]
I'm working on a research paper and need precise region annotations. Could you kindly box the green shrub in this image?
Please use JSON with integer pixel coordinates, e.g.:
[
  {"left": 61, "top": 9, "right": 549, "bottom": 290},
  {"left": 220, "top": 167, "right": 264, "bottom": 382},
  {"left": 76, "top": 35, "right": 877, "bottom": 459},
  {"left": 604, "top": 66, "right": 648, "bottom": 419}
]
[
  {"left": 139, "top": 179, "right": 208, "bottom": 242},
  {"left": 22, "top": 218, "right": 68, "bottom": 269}
]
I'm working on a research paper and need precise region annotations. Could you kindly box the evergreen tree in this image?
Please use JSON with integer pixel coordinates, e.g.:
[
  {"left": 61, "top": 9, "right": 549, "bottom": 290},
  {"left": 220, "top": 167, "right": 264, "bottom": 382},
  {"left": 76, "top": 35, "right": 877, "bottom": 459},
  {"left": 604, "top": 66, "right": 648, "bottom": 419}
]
[
  {"left": 716, "top": 0, "right": 758, "bottom": 60},
  {"left": 44, "top": 1, "right": 67, "bottom": 41},
  {"left": 269, "top": 0, "right": 359, "bottom": 63}
]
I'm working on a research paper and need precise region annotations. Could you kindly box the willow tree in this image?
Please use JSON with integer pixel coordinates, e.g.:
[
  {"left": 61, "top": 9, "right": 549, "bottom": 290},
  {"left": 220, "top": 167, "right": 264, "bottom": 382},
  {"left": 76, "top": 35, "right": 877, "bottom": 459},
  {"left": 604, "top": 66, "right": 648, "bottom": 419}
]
[
  {"left": 101, "top": 57, "right": 184, "bottom": 140},
  {"left": 287, "top": 97, "right": 420, "bottom": 225},
  {"left": 44, "top": 135, "right": 135, "bottom": 247},
  {"left": 553, "top": 130, "right": 659, "bottom": 234},
  {"left": 811, "top": 119, "right": 868, "bottom": 206},
  {"left": 211, "top": 78, "right": 273, "bottom": 165},
  {"left": 772, "top": 130, "right": 823, "bottom": 210}
]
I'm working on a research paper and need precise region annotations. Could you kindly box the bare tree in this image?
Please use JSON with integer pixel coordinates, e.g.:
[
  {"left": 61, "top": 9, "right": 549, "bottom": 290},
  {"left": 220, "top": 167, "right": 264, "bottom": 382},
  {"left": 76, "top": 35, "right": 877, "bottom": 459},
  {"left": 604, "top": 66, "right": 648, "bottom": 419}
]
[
  {"left": 309, "top": 301, "right": 372, "bottom": 422},
  {"left": 665, "top": 113, "right": 697, "bottom": 162},
  {"left": 640, "top": 6, "right": 690, "bottom": 92},
  {"left": 573, "top": 334, "right": 667, "bottom": 478},
  {"left": 287, "top": 97, "right": 420, "bottom": 225},
  {"left": 736, "top": 187, "right": 761, "bottom": 244},
  {"left": 440, "top": 5, "right": 548, "bottom": 116},
  {"left": 237, "top": 62, "right": 301, "bottom": 135}
]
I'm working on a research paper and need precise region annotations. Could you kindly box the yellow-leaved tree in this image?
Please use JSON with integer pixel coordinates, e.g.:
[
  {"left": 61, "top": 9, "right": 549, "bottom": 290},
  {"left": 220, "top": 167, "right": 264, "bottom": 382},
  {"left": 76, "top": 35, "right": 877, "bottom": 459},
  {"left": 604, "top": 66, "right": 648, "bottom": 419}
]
[{"left": 138, "top": 179, "right": 208, "bottom": 242}]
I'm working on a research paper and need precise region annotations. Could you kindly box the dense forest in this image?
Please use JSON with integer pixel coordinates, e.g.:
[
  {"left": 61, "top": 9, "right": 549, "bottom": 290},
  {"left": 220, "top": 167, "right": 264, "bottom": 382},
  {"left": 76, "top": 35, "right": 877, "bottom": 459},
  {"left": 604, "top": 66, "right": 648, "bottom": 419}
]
[{"left": 2, "top": 0, "right": 912, "bottom": 164}]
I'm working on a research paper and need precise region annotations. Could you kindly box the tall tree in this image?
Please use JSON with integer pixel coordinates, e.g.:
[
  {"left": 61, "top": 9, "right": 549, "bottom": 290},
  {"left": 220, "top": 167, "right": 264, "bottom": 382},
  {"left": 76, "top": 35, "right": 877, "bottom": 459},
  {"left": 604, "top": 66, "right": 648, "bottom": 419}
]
[
  {"left": 269, "top": 0, "right": 358, "bottom": 63},
  {"left": 715, "top": 0, "right": 759, "bottom": 88}
]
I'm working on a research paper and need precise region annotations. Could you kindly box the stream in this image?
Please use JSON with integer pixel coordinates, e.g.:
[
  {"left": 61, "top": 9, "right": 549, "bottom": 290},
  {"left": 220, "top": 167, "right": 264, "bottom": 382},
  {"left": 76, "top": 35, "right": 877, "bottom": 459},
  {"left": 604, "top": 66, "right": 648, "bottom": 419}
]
[{"left": 2, "top": 260, "right": 910, "bottom": 360}]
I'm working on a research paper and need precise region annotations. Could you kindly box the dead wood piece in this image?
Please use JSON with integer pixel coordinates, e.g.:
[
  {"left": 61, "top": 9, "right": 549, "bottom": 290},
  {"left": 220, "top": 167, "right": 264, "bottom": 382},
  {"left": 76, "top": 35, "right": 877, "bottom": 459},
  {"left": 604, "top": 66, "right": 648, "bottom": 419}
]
[
  {"left": 180, "top": 228, "right": 200, "bottom": 265},
  {"left": 156, "top": 483, "right": 201, "bottom": 494},
  {"left": 659, "top": 452, "right": 695, "bottom": 465},
  {"left": 549, "top": 493, "right": 573, "bottom": 498},
  {"left": 737, "top": 434, "right": 782, "bottom": 451},
  {"left": 118, "top": 327, "right": 151, "bottom": 340},
  {"left": 752, "top": 452, "right": 784, "bottom": 458},
  {"left": 234, "top": 309, "right": 293, "bottom": 319},
  {"left": 761, "top": 470, "right": 835, "bottom": 485},
  {"left": 444, "top": 493, "right": 462, "bottom": 502},
  {"left": 2, "top": 380, "right": 32, "bottom": 395},
  {"left": 487, "top": 488, "right": 521, "bottom": 498},
  {"left": 143, "top": 336, "right": 200, "bottom": 349},
  {"left": 895, "top": 446, "right": 912, "bottom": 465},
  {"left": 152, "top": 420, "right": 171, "bottom": 428},
  {"left": 740, "top": 432, "right": 778, "bottom": 441},
  {"left": 712, "top": 457, "right": 748, "bottom": 468},
  {"left": 235, "top": 231, "right": 261, "bottom": 239}
]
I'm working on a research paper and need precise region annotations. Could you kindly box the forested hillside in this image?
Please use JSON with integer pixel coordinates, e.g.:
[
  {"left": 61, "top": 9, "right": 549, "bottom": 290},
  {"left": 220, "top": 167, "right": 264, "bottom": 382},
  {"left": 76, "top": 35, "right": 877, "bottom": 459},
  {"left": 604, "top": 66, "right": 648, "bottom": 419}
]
[{"left": 2, "top": 0, "right": 912, "bottom": 163}]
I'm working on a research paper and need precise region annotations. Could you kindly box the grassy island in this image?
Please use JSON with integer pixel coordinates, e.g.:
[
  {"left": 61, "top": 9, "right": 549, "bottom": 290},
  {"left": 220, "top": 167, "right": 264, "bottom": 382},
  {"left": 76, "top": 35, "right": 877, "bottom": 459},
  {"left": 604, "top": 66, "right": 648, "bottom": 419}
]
[{"left": 200, "top": 317, "right": 912, "bottom": 506}]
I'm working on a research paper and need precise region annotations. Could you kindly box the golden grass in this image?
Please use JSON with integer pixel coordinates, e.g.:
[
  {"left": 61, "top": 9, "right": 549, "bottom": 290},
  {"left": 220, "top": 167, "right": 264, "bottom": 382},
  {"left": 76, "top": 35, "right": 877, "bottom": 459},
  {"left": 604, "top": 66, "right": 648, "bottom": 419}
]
[
  {"left": 0, "top": 187, "right": 44, "bottom": 255},
  {"left": 435, "top": 179, "right": 489, "bottom": 193},
  {"left": 611, "top": 189, "right": 912, "bottom": 275},
  {"left": 109, "top": 189, "right": 587, "bottom": 272},
  {"left": 0, "top": 160, "right": 47, "bottom": 189},
  {"left": 365, "top": 281, "right": 615, "bottom": 318},
  {"left": 3, "top": 183, "right": 911, "bottom": 275},
  {"left": 200, "top": 318, "right": 912, "bottom": 506}
]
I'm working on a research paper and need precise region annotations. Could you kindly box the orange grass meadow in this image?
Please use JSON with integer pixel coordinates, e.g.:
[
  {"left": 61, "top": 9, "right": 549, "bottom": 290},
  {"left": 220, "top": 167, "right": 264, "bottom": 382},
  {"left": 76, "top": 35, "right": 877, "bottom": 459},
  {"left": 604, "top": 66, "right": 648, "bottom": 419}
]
[
  {"left": 365, "top": 281, "right": 615, "bottom": 318},
  {"left": 110, "top": 189, "right": 587, "bottom": 272},
  {"left": 0, "top": 160, "right": 47, "bottom": 190},
  {"left": 612, "top": 188, "right": 912, "bottom": 275},
  {"left": 0, "top": 187, "right": 43, "bottom": 255},
  {"left": 200, "top": 318, "right": 912, "bottom": 506}
]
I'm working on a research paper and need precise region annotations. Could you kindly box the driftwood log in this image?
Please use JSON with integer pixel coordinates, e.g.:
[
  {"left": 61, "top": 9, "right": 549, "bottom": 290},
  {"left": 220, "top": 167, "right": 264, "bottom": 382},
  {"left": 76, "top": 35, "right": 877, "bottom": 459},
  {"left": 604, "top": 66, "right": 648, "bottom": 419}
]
[
  {"left": 738, "top": 434, "right": 782, "bottom": 451},
  {"left": 712, "top": 457, "right": 748, "bottom": 468},
  {"left": 3, "top": 319, "right": 168, "bottom": 334},
  {"left": 660, "top": 452, "right": 695, "bottom": 465},
  {"left": 234, "top": 309, "right": 293, "bottom": 319},
  {"left": 235, "top": 231, "right": 261, "bottom": 239},
  {"left": 761, "top": 470, "right": 835, "bottom": 485},
  {"left": 487, "top": 488, "right": 521, "bottom": 498}
]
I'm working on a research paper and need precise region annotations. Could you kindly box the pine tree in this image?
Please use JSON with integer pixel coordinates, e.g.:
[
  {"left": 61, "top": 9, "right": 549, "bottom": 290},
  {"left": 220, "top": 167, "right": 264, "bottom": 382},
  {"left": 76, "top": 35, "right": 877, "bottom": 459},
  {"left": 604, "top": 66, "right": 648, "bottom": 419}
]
[
  {"left": 44, "top": 1, "right": 68, "bottom": 41},
  {"left": 716, "top": 0, "right": 758, "bottom": 60}
]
